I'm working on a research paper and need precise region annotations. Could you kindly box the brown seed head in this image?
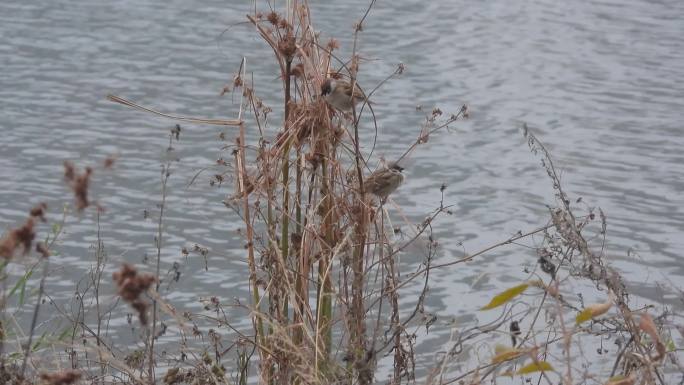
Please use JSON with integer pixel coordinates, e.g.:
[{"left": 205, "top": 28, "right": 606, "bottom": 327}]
[
  {"left": 73, "top": 168, "right": 92, "bottom": 211},
  {"left": 112, "top": 263, "right": 156, "bottom": 325},
  {"left": 266, "top": 11, "right": 279, "bottom": 26},
  {"left": 0, "top": 218, "right": 36, "bottom": 260},
  {"left": 103, "top": 154, "right": 117, "bottom": 169},
  {"left": 30, "top": 202, "right": 48, "bottom": 222},
  {"left": 63, "top": 160, "right": 75, "bottom": 181},
  {"left": 0, "top": 235, "right": 17, "bottom": 260},
  {"left": 326, "top": 38, "right": 340, "bottom": 51},
  {"left": 64, "top": 162, "right": 94, "bottom": 211},
  {"left": 113, "top": 263, "right": 156, "bottom": 301},
  {"left": 278, "top": 34, "right": 297, "bottom": 59},
  {"left": 233, "top": 74, "right": 243, "bottom": 88},
  {"left": 461, "top": 104, "right": 470, "bottom": 118},
  {"left": 219, "top": 84, "right": 231, "bottom": 96},
  {"left": 131, "top": 301, "right": 150, "bottom": 325}
]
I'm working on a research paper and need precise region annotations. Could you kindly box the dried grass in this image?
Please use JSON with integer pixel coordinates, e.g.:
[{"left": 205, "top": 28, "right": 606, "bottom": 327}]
[{"left": 2, "top": 2, "right": 681, "bottom": 385}]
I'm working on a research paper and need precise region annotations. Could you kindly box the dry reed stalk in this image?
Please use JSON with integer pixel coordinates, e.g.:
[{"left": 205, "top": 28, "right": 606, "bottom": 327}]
[
  {"left": 236, "top": 3, "right": 444, "bottom": 384},
  {"left": 147, "top": 132, "right": 174, "bottom": 384},
  {"left": 80, "top": 1, "right": 460, "bottom": 379},
  {"left": 98, "top": 2, "right": 676, "bottom": 385}
]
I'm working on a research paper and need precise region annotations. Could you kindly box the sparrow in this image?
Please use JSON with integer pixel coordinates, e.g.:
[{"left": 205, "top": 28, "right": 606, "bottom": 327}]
[
  {"left": 321, "top": 78, "right": 368, "bottom": 112},
  {"left": 364, "top": 162, "right": 405, "bottom": 201}
]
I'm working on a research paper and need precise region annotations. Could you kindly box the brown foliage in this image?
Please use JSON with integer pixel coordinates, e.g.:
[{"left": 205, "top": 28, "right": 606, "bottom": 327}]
[
  {"left": 112, "top": 263, "right": 156, "bottom": 325},
  {"left": 266, "top": 11, "right": 278, "bottom": 25},
  {"left": 0, "top": 217, "right": 36, "bottom": 260},
  {"left": 63, "top": 161, "right": 93, "bottom": 211},
  {"left": 639, "top": 312, "right": 666, "bottom": 362},
  {"left": 29, "top": 203, "right": 47, "bottom": 222},
  {"left": 39, "top": 370, "right": 81, "bottom": 385},
  {"left": 103, "top": 154, "right": 117, "bottom": 169},
  {"left": 278, "top": 33, "right": 297, "bottom": 60}
]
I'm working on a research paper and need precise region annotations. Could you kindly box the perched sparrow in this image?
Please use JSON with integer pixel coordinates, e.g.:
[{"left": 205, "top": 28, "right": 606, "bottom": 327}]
[
  {"left": 364, "top": 163, "right": 405, "bottom": 201},
  {"left": 321, "top": 78, "right": 368, "bottom": 112}
]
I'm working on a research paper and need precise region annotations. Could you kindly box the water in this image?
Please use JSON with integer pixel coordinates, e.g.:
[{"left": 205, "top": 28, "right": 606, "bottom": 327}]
[{"left": 1, "top": 0, "right": 683, "bottom": 381}]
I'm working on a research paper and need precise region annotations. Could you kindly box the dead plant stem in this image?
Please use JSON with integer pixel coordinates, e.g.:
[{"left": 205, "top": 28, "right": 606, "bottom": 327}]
[
  {"left": 149, "top": 136, "right": 172, "bottom": 384},
  {"left": 19, "top": 258, "right": 48, "bottom": 378}
]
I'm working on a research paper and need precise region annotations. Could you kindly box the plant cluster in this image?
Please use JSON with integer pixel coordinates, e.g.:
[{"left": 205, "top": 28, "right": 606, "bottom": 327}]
[{"left": 1, "top": 2, "right": 681, "bottom": 385}]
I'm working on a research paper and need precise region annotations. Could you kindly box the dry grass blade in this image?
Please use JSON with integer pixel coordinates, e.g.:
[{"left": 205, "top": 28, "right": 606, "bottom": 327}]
[{"left": 107, "top": 94, "right": 242, "bottom": 126}]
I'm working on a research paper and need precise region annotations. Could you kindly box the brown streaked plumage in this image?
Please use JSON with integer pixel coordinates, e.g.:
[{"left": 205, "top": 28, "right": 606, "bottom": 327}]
[
  {"left": 364, "top": 163, "right": 405, "bottom": 201},
  {"left": 321, "top": 79, "right": 367, "bottom": 112}
]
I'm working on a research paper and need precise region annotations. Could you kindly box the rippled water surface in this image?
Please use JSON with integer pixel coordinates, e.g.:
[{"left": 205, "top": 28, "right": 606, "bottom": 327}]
[{"left": 2, "top": 0, "right": 683, "bottom": 380}]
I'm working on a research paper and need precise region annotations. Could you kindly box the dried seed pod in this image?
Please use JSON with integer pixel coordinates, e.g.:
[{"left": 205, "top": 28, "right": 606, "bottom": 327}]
[
  {"left": 0, "top": 217, "right": 36, "bottom": 260},
  {"left": 538, "top": 256, "right": 556, "bottom": 277},
  {"left": 30, "top": 202, "right": 48, "bottom": 222},
  {"left": 112, "top": 263, "right": 156, "bottom": 325},
  {"left": 278, "top": 32, "right": 297, "bottom": 61},
  {"left": 509, "top": 321, "right": 521, "bottom": 347},
  {"left": 40, "top": 370, "right": 82, "bottom": 385}
]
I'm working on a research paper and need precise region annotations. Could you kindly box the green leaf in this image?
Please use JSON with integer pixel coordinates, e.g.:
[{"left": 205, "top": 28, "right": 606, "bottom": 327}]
[
  {"left": 19, "top": 278, "right": 29, "bottom": 305},
  {"left": 52, "top": 223, "right": 62, "bottom": 235},
  {"left": 57, "top": 327, "right": 75, "bottom": 342},
  {"left": 9, "top": 269, "right": 33, "bottom": 306},
  {"left": 32, "top": 331, "right": 48, "bottom": 352},
  {"left": 667, "top": 339, "right": 676, "bottom": 352},
  {"left": 480, "top": 283, "right": 530, "bottom": 310},
  {"left": 516, "top": 361, "right": 554, "bottom": 374},
  {"left": 605, "top": 375, "right": 636, "bottom": 385}
]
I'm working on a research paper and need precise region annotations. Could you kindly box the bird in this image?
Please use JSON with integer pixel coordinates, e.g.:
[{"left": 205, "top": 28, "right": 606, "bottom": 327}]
[
  {"left": 364, "top": 162, "right": 405, "bottom": 202},
  {"left": 321, "top": 78, "right": 368, "bottom": 112}
]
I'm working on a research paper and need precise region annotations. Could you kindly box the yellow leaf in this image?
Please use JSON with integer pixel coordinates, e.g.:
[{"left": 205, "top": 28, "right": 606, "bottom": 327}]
[
  {"left": 576, "top": 300, "right": 612, "bottom": 325},
  {"left": 638, "top": 313, "right": 659, "bottom": 342},
  {"left": 491, "top": 345, "right": 523, "bottom": 363},
  {"left": 605, "top": 374, "right": 636, "bottom": 385},
  {"left": 588, "top": 301, "right": 612, "bottom": 317},
  {"left": 575, "top": 308, "right": 593, "bottom": 325},
  {"left": 516, "top": 361, "right": 554, "bottom": 374},
  {"left": 481, "top": 283, "right": 530, "bottom": 310}
]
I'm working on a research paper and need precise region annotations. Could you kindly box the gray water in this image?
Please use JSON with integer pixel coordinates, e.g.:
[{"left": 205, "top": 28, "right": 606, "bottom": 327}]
[{"left": 2, "top": 0, "right": 684, "bottom": 381}]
